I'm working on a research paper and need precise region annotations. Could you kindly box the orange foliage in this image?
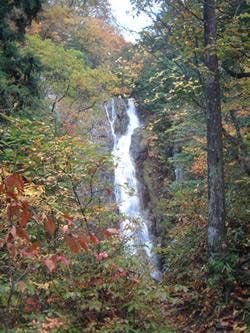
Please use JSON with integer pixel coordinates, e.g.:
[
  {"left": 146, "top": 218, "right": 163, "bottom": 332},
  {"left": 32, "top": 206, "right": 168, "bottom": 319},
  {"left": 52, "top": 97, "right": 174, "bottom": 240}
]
[
  {"left": 34, "top": 5, "right": 128, "bottom": 66},
  {"left": 191, "top": 153, "right": 207, "bottom": 177},
  {"left": 27, "top": 21, "right": 42, "bottom": 35}
]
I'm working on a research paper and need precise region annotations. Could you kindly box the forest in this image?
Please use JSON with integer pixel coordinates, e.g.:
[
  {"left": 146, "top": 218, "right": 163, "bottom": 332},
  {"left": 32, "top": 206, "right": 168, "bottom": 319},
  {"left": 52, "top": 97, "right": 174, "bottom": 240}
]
[{"left": 0, "top": 0, "right": 249, "bottom": 332}]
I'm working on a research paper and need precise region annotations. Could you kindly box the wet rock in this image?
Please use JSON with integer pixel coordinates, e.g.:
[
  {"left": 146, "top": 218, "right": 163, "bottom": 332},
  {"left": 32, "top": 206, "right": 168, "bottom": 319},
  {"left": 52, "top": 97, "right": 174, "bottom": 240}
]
[
  {"left": 104, "top": 97, "right": 129, "bottom": 142},
  {"left": 130, "top": 127, "right": 148, "bottom": 162},
  {"left": 130, "top": 127, "right": 156, "bottom": 234},
  {"left": 90, "top": 117, "right": 113, "bottom": 151},
  {"left": 130, "top": 128, "right": 149, "bottom": 207},
  {"left": 130, "top": 101, "right": 173, "bottom": 243},
  {"left": 113, "top": 97, "right": 129, "bottom": 136}
]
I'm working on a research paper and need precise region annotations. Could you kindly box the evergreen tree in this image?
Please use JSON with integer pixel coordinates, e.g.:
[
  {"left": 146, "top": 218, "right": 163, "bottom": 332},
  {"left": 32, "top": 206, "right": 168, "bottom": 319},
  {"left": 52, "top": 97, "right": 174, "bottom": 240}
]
[{"left": 0, "top": 0, "right": 42, "bottom": 113}]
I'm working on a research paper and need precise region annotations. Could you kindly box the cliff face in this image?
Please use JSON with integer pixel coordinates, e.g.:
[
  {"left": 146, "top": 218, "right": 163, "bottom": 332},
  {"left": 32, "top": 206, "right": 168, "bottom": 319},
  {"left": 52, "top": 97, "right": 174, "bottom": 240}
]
[
  {"left": 130, "top": 126, "right": 173, "bottom": 240},
  {"left": 130, "top": 128, "right": 152, "bottom": 225},
  {"left": 113, "top": 98, "right": 129, "bottom": 137},
  {"left": 105, "top": 97, "right": 129, "bottom": 138},
  {"left": 128, "top": 101, "right": 178, "bottom": 266},
  {"left": 77, "top": 97, "right": 130, "bottom": 153}
]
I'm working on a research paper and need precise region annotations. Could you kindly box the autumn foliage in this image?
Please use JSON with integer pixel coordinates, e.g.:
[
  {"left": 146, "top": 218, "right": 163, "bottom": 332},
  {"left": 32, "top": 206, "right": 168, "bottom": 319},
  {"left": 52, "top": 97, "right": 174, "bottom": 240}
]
[
  {"left": 0, "top": 165, "right": 170, "bottom": 332},
  {"left": 0, "top": 0, "right": 249, "bottom": 332}
]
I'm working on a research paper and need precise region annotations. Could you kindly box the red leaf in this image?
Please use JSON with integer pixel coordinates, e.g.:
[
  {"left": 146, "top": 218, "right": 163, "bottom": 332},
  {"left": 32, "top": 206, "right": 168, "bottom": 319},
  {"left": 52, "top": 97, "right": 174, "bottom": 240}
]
[
  {"left": 7, "top": 203, "right": 20, "bottom": 220},
  {"left": 44, "top": 258, "right": 56, "bottom": 272},
  {"left": 66, "top": 235, "right": 81, "bottom": 254},
  {"left": 56, "top": 254, "right": 71, "bottom": 266},
  {"left": 6, "top": 226, "right": 17, "bottom": 244},
  {"left": 90, "top": 234, "right": 100, "bottom": 245},
  {"left": 5, "top": 174, "right": 24, "bottom": 194},
  {"left": 112, "top": 270, "right": 128, "bottom": 281},
  {"left": 0, "top": 182, "right": 4, "bottom": 193},
  {"left": 44, "top": 217, "right": 56, "bottom": 235},
  {"left": 7, "top": 243, "right": 17, "bottom": 258},
  {"left": 6, "top": 191, "right": 17, "bottom": 200},
  {"left": 95, "top": 252, "right": 108, "bottom": 261},
  {"left": 17, "top": 227, "right": 30, "bottom": 243},
  {"left": 78, "top": 237, "right": 89, "bottom": 251},
  {"left": 27, "top": 241, "right": 40, "bottom": 254},
  {"left": 111, "top": 263, "right": 118, "bottom": 270},
  {"left": 20, "top": 202, "right": 31, "bottom": 228},
  {"left": 104, "top": 228, "right": 119, "bottom": 238},
  {"left": 9, "top": 226, "right": 17, "bottom": 240}
]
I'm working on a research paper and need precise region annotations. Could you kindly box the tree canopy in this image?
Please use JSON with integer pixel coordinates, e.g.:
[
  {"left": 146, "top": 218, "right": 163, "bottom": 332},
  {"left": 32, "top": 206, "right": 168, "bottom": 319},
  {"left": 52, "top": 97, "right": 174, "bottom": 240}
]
[{"left": 0, "top": 0, "right": 249, "bottom": 332}]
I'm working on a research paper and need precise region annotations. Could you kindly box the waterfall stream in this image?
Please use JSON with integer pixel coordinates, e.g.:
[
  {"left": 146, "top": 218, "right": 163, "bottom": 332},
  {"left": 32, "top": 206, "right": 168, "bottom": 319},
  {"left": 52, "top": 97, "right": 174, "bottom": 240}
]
[{"left": 105, "top": 98, "right": 161, "bottom": 280}]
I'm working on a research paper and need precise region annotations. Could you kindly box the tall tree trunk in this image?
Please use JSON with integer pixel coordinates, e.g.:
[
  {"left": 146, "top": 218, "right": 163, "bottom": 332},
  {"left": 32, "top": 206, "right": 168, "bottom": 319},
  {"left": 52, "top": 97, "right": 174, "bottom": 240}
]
[{"left": 203, "top": 0, "right": 225, "bottom": 259}]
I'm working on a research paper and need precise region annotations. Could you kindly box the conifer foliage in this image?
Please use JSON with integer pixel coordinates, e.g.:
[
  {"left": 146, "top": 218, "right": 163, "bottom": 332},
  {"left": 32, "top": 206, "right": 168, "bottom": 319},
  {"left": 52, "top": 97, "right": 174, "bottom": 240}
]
[{"left": 0, "top": 0, "right": 43, "bottom": 112}]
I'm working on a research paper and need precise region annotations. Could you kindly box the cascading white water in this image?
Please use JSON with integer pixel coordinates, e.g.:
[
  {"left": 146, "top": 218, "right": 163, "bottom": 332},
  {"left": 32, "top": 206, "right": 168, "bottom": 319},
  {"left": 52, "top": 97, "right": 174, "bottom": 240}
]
[{"left": 105, "top": 98, "right": 161, "bottom": 280}]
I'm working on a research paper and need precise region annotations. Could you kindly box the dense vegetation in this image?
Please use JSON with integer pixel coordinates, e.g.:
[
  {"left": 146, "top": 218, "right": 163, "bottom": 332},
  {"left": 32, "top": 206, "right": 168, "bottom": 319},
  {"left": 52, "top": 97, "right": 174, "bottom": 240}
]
[
  {"left": 0, "top": 0, "right": 249, "bottom": 332},
  {"left": 118, "top": 0, "right": 249, "bottom": 331}
]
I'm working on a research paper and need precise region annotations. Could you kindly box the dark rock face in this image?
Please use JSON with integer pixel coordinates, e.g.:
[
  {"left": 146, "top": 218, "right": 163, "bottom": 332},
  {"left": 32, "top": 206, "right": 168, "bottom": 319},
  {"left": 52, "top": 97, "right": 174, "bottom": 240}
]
[
  {"left": 105, "top": 97, "right": 129, "bottom": 138},
  {"left": 130, "top": 127, "right": 150, "bottom": 209},
  {"left": 130, "top": 127, "right": 158, "bottom": 237},
  {"left": 99, "top": 97, "right": 128, "bottom": 152},
  {"left": 113, "top": 97, "right": 129, "bottom": 136},
  {"left": 130, "top": 128, "right": 147, "bottom": 162},
  {"left": 90, "top": 117, "right": 113, "bottom": 151},
  {"left": 130, "top": 101, "right": 174, "bottom": 246}
]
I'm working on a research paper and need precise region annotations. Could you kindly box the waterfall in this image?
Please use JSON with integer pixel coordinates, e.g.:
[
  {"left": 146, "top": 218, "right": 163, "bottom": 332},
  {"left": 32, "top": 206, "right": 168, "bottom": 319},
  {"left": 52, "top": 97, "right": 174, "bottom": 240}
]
[{"left": 105, "top": 98, "right": 161, "bottom": 280}]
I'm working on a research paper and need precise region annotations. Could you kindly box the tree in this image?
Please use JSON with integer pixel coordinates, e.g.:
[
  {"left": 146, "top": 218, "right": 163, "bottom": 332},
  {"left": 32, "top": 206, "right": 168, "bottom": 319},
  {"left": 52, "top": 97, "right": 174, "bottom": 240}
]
[
  {"left": 35, "top": 4, "right": 126, "bottom": 67},
  {"left": 129, "top": 0, "right": 249, "bottom": 261},
  {"left": 0, "top": 0, "right": 42, "bottom": 112},
  {"left": 203, "top": 0, "right": 225, "bottom": 260},
  {"left": 48, "top": 0, "right": 114, "bottom": 22},
  {"left": 26, "top": 34, "right": 118, "bottom": 117}
]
